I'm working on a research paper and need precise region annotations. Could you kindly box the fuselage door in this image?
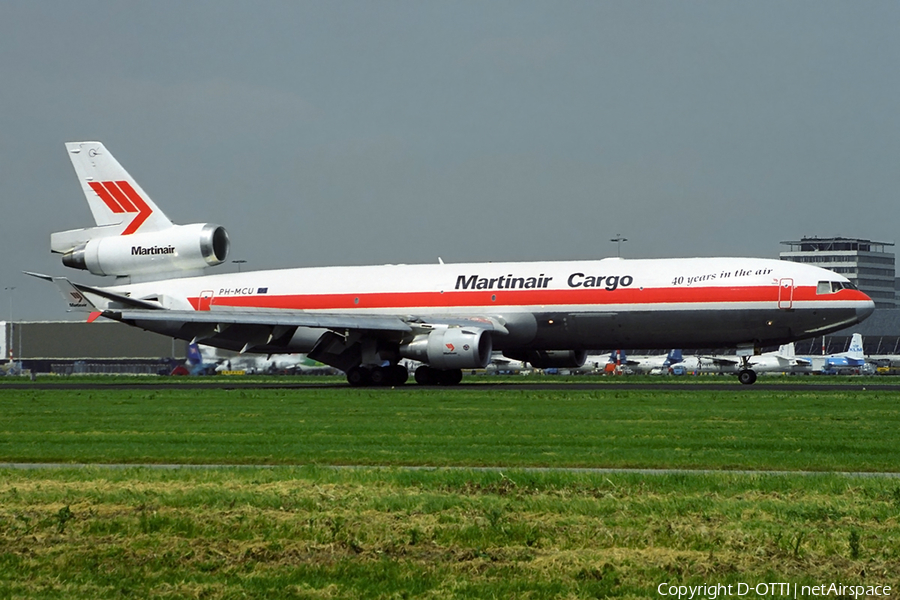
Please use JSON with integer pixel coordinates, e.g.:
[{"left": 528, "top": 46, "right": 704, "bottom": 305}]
[
  {"left": 198, "top": 290, "right": 214, "bottom": 311},
  {"left": 778, "top": 278, "right": 794, "bottom": 309}
]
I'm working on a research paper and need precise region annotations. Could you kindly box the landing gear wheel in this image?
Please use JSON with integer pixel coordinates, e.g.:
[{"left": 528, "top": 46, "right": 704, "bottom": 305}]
[
  {"left": 738, "top": 369, "right": 757, "bottom": 385},
  {"left": 390, "top": 365, "right": 409, "bottom": 385},
  {"left": 346, "top": 366, "right": 371, "bottom": 387},
  {"left": 437, "top": 369, "right": 463, "bottom": 386},
  {"left": 369, "top": 366, "right": 389, "bottom": 386},
  {"left": 415, "top": 366, "right": 437, "bottom": 385}
]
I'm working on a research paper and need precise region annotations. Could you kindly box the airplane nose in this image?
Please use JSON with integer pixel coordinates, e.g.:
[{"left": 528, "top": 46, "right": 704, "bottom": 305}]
[{"left": 857, "top": 298, "right": 876, "bottom": 322}]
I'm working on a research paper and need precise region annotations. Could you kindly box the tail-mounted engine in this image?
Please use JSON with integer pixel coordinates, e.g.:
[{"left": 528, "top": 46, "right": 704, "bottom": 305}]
[
  {"left": 59, "top": 223, "right": 230, "bottom": 277},
  {"left": 400, "top": 326, "right": 492, "bottom": 370}
]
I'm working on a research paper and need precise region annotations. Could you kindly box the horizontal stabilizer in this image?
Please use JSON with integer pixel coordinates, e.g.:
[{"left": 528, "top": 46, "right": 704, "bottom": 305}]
[
  {"left": 51, "top": 277, "right": 97, "bottom": 313},
  {"left": 24, "top": 271, "right": 162, "bottom": 311},
  {"left": 51, "top": 224, "right": 121, "bottom": 255}
]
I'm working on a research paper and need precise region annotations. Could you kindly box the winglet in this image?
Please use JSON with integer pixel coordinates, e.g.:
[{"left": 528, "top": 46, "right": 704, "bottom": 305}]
[{"left": 51, "top": 277, "right": 99, "bottom": 313}]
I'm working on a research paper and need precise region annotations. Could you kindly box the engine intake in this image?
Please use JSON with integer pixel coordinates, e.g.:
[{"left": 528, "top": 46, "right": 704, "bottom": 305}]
[
  {"left": 400, "top": 327, "right": 492, "bottom": 370},
  {"left": 62, "top": 223, "right": 229, "bottom": 277},
  {"left": 503, "top": 349, "right": 587, "bottom": 369}
]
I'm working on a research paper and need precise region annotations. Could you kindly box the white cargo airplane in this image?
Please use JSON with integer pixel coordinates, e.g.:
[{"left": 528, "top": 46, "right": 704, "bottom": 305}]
[{"left": 29, "top": 142, "right": 875, "bottom": 386}]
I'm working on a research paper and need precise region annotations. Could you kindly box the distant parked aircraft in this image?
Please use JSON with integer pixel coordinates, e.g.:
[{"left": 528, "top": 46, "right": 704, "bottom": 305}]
[
  {"left": 799, "top": 333, "right": 870, "bottom": 374},
  {"left": 621, "top": 349, "right": 684, "bottom": 374},
  {"left": 673, "top": 343, "right": 812, "bottom": 377}
]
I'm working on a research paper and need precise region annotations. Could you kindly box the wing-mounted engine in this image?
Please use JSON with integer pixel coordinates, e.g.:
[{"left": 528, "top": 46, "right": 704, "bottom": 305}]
[
  {"left": 503, "top": 349, "right": 587, "bottom": 369},
  {"left": 400, "top": 326, "right": 492, "bottom": 369},
  {"left": 57, "top": 223, "right": 230, "bottom": 278}
]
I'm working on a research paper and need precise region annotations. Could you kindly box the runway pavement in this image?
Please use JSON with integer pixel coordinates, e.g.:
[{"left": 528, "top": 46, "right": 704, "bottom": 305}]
[{"left": 1, "top": 381, "right": 899, "bottom": 391}]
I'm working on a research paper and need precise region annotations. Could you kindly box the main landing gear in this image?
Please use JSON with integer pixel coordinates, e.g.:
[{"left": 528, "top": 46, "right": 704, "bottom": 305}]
[
  {"left": 345, "top": 364, "right": 464, "bottom": 387},
  {"left": 414, "top": 366, "right": 463, "bottom": 386},
  {"left": 346, "top": 364, "right": 409, "bottom": 387}
]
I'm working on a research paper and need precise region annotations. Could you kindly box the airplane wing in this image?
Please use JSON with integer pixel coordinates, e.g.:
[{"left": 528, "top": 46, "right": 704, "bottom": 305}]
[
  {"left": 108, "top": 307, "right": 509, "bottom": 335},
  {"left": 772, "top": 353, "right": 812, "bottom": 366},
  {"left": 30, "top": 272, "right": 509, "bottom": 337},
  {"left": 103, "top": 307, "right": 510, "bottom": 366},
  {"left": 700, "top": 355, "right": 740, "bottom": 366},
  {"left": 111, "top": 307, "right": 415, "bottom": 332}
]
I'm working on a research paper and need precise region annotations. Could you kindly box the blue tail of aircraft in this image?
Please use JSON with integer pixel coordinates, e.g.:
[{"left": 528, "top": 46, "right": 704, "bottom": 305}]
[
  {"left": 664, "top": 349, "right": 683, "bottom": 367},
  {"left": 187, "top": 342, "right": 203, "bottom": 365}
]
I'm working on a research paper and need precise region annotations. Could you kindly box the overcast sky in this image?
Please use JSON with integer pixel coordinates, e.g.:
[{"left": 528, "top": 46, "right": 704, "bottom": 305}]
[{"left": 1, "top": 1, "right": 898, "bottom": 320}]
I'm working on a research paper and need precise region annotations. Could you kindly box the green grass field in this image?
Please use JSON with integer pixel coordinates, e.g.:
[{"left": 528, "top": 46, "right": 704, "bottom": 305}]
[
  {"left": 1, "top": 385, "right": 899, "bottom": 471},
  {"left": 1, "top": 383, "right": 899, "bottom": 597}
]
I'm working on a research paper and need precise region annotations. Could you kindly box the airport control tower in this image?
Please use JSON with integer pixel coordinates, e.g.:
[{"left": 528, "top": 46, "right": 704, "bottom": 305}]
[{"left": 780, "top": 237, "right": 898, "bottom": 309}]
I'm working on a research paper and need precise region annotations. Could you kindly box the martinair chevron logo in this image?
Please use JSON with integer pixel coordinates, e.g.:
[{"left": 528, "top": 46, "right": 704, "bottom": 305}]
[
  {"left": 68, "top": 291, "right": 87, "bottom": 308},
  {"left": 87, "top": 180, "right": 153, "bottom": 235}
]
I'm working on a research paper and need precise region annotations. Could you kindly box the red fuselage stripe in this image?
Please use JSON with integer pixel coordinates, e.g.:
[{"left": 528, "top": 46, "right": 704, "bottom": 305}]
[{"left": 185, "top": 285, "right": 868, "bottom": 311}]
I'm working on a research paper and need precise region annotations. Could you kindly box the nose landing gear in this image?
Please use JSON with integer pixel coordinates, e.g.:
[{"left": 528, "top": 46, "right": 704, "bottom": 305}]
[
  {"left": 737, "top": 368, "right": 757, "bottom": 385},
  {"left": 737, "top": 353, "right": 757, "bottom": 385}
]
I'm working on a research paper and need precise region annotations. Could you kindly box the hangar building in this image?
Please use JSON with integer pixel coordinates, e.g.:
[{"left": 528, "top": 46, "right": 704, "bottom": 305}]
[{"left": 2, "top": 320, "right": 186, "bottom": 375}]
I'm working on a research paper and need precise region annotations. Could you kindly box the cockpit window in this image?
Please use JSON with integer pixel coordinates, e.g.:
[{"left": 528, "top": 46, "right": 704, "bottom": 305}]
[{"left": 817, "top": 280, "right": 856, "bottom": 294}]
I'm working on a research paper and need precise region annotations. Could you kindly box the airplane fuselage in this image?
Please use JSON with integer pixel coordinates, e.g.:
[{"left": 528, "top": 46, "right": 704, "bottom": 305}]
[{"left": 107, "top": 256, "right": 874, "bottom": 354}]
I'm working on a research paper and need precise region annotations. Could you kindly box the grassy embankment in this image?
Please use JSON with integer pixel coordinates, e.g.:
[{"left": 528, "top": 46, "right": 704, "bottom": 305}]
[{"left": 1, "top": 467, "right": 898, "bottom": 598}]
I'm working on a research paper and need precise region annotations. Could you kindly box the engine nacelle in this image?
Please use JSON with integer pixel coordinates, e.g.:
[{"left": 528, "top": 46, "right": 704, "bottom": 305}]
[
  {"left": 503, "top": 349, "right": 587, "bottom": 369},
  {"left": 61, "top": 223, "right": 229, "bottom": 277},
  {"left": 400, "top": 327, "right": 492, "bottom": 370}
]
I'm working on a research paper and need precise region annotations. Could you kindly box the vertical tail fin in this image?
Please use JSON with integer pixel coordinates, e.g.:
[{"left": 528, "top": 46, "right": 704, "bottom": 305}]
[
  {"left": 846, "top": 333, "right": 864, "bottom": 359},
  {"left": 65, "top": 141, "right": 172, "bottom": 233},
  {"left": 777, "top": 342, "right": 796, "bottom": 358},
  {"left": 665, "top": 349, "right": 683, "bottom": 366},
  {"left": 187, "top": 343, "right": 203, "bottom": 365},
  {"left": 52, "top": 142, "right": 175, "bottom": 254}
]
